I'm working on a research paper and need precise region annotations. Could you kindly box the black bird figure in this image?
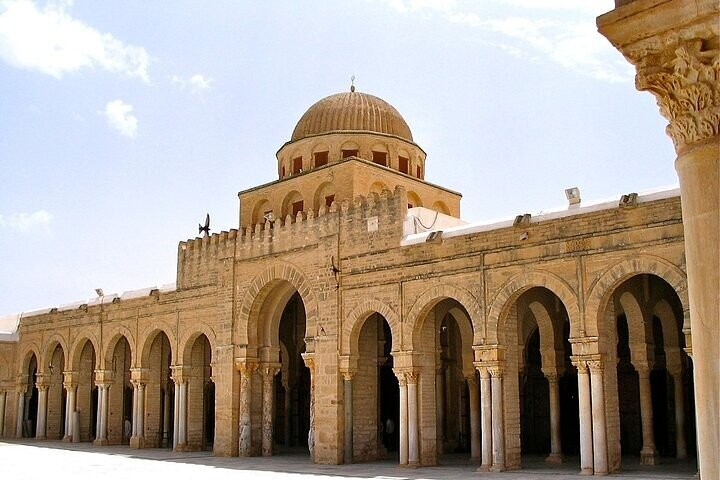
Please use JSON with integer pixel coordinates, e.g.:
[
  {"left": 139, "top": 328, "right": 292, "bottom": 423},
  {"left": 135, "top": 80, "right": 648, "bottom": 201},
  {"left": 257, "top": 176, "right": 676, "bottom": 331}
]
[{"left": 199, "top": 213, "right": 210, "bottom": 237}]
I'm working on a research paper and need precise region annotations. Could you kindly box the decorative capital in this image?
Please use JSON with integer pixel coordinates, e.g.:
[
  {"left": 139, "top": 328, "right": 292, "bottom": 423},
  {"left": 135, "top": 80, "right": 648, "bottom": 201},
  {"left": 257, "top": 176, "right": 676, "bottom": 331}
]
[
  {"left": 236, "top": 359, "right": 258, "bottom": 376},
  {"left": 405, "top": 371, "right": 419, "bottom": 385},
  {"left": 635, "top": 39, "right": 720, "bottom": 152},
  {"left": 301, "top": 352, "right": 315, "bottom": 373},
  {"left": 487, "top": 366, "right": 504, "bottom": 378},
  {"left": 341, "top": 370, "right": 355, "bottom": 381},
  {"left": 587, "top": 359, "right": 604, "bottom": 374}
]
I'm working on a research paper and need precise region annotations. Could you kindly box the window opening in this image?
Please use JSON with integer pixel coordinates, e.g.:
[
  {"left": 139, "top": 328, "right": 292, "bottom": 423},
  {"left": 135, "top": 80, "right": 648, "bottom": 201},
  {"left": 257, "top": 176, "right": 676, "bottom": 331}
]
[
  {"left": 342, "top": 149, "right": 358, "bottom": 158},
  {"left": 372, "top": 151, "right": 387, "bottom": 166},
  {"left": 399, "top": 156, "right": 409, "bottom": 174},
  {"left": 293, "top": 157, "right": 303, "bottom": 174},
  {"left": 292, "top": 200, "right": 304, "bottom": 216},
  {"left": 325, "top": 194, "right": 335, "bottom": 208},
  {"left": 314, "top": 151, "right": 329, "bottom": 168}
]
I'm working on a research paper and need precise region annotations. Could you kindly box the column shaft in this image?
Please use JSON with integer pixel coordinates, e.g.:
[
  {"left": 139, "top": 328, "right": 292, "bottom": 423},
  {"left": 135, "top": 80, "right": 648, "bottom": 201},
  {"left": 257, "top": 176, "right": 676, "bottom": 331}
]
[
  {"left": 479, "top": 370, "right": 492, "bottom": 471},
  {"left": 15, "top": 391, "right": 24, "bottom": 438},
  {"left": 162, "top": 388, "right": 170, "bottom": 447},
  {"left": 238, "top": 366, "right": 252, "bottom": 457},
  {"left": 467, "top": 376, "right": 480, "bottom": 460},
  {"left": 173, "top": 383, "right": 180, "bottom": 448},
  {"left": 671, "top": 372, "right": 687, "bottom": 459},
  {"left": 436, "top": 369, "right": 444, "bottom": 449},
  {"left": 261, "top": 367, "right": 275, "bottom": 456},
  {"left": 65, "top": 386, "right": 76, "bottom": 441},
  {"left": 343, "top": 375, "right": 353, "bottom": 464},
  {"left": 577, "top": 362, "right": 593, "bottom": 475},
  {"left": 178, "top": 382, "right": 187, "bottom": 446},
  {"left": 36, "top": 387, "right": 47, "bottom": 439},
  {"left": 398, "top": 377, "right": 408, "bottom": 466},
  {"left": 0, "top": 391, "right": 6, "bottom": 436},
  {"left": 590, "top": 362, "right": 608, "bottom": 475},
  {"left": 637, "top": 368, "right": 658, "bottom": 465},
  {"left": 131, "top": 384, "right": 138, "bottom": 437},
  {"left": 546, "top": 375, "right": 563, "bottom": 463},
  {"left": 136, "top": 384, "right": 145, "bottom": 439},
  {"left": 490, "top": 370, "right": 505, "bottom": 472},
  {"left": 407, "top": 374, "right": 419, "bottom": 466}
]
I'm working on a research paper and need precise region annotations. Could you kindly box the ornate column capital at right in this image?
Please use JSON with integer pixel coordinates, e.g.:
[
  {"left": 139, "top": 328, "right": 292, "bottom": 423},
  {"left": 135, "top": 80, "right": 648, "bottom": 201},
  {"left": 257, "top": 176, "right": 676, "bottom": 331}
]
[{"left": 634, "top": 39, "right": 719, "bottom": 152}]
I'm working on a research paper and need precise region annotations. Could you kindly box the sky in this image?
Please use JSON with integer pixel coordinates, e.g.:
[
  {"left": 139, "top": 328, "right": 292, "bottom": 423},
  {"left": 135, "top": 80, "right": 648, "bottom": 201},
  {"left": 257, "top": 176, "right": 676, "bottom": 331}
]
[{"left": 0, "top": 0, "right": 678, "bottom": 316}]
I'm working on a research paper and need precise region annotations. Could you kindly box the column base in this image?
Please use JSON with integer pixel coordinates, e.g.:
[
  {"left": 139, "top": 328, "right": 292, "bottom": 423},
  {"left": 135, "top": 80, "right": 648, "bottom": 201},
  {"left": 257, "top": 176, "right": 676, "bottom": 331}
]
[
  {"left": 476, "top": 464, "right": 491, "bottom": 472},
  {"left": 640, "top": 448, "right": 659, "bottom": 465},
  {"left": 175, "top": 443, "right": 189, "bottom": 452},
  {"left": 35, "top": 435, "right": 46, "bottom": 440},
  {"left": 545, "top": 452, "right": 565, "bottom": 463},
  {"left": 129, "top": 436, "right": 145, "bottom": 449},
  {"left": 580, "top": 467, "right": 594, "bottom": 476},
  {"left": 93, "top": 438, "right": 109, "bottom": 446},
  {"left": 406, "top": 461, "right": 420, "bottom": 468},
  {"left": 62, "top": 435, "right": 72, "bottom": 443},
  {"left": 489, "top": 466, "right": 505, "bottom": 472}
]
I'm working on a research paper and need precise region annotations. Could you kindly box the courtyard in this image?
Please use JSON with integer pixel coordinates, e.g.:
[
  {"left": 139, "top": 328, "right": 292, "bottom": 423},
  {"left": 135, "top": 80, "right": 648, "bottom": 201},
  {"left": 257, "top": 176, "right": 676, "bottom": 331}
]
[{"left": 0, "top": 440, "right": 696, "bottom": 480}]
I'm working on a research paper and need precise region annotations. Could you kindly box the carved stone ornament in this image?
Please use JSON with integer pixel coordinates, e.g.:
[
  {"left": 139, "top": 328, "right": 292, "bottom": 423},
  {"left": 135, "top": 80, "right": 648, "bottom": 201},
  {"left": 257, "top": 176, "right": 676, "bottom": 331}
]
[{"left": 636, "top": 39, "right": 720, "bottom": 151}]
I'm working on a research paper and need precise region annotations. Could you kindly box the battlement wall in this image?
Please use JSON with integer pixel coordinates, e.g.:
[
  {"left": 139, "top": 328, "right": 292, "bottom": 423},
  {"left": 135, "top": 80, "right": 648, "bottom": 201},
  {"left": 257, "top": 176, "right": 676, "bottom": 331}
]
[{"left": 177, "top": 186, "right": 408, "bottom": 289}]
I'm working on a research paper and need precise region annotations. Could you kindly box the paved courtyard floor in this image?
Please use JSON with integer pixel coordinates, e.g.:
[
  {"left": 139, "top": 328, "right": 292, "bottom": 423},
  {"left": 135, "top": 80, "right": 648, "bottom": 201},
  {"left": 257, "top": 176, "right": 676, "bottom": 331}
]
[{"left": 0, "top": 440, "right": 697, "bottom": 480}]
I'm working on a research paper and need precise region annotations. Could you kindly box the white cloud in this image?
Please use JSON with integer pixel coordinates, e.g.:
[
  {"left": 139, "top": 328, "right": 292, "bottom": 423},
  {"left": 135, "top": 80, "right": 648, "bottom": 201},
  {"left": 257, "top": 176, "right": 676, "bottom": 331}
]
[
  {"left": 0, "top": 210, "right": 52, "bottom": 232},
  {"left": 101, "top": 99, "right": 137, "bottom": 138},
  {"left": 170, "top": 73, "right": 213, "bottom": 93},
  {"left": 0, "top": 0, "right": 149, "bottom": 81},
  {"left": 376, "top": 0, "right": 631, "bottom": 83}
]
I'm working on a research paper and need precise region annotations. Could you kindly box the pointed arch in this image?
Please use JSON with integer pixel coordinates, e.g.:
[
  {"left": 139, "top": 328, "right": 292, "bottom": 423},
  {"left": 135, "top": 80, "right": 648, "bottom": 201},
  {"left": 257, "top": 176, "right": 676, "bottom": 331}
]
[
  {"left": 487, "top": 270, "right": 580, "bottom": 345},
  {"left": 404, "top": 283, "right": 483, "bottom": 348},
  {"left": 585, "top": 255, "right": 688, "bottom": 338},
  {"left": 41, "top": 333, "right": 68, "bottom": 369},
  {"left": 68, "top": 335, "right": 100, "bottom": 372},
  {"left": 102, "top": 325, "right": 136, "bottom": 369},
  {"left": 342, "top": 299, "right": 400, "bottom": 356},
  {"left": 179, "top": 323, "right": 217, "bottom": 365},
  {"left": 235, "top": 262, "right": 318, "bottom": 352}
]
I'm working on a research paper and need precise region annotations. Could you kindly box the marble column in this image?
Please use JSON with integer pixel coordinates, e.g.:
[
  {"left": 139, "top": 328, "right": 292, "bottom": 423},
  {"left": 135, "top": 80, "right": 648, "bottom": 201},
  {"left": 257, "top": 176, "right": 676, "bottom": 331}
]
[
  {"left": 15, "top": 389, "right": 25, "bottom": 438},
  {"left": 489, "top": 366, "right": 505, "bottom": 472},
  {"left": 237, "top": 361, "right": 255, "bottom": 457},
  {"left": 670, "top": 369, "right": 687, "bottom": 459},
  {"left": 162, "top": 388, "right": 171, "bottom": 447},
  {"left": 0, "top": 391, "right": 6, "bottom": 437},
  {"left": 636, "top": 367, "right": 658, "bottom": 465},
  {"left": 436, "top": 367, "right": 445, "bottom": 448},
  {"left": 177, "top": 381, "right": 187, "bottom": 448},
  {"left": 589, "top": 360, "right": 608, "bottom": 475},
  {"left": 398, "top": 373, "right": 408, "bottom": 466},
  {"left": 301, "top": 353, "right": 315, "bottom": 462},
  {"left": 478, "top": 367, "right": 492, "bottom": 471},
  {"left": 343, "top": 371, "right": 354, "bottom": 464},
  {"left": 467, "top": 374, "right": 480, "bottom": 460},
  {"left": 575, "top": 360, "right": 593, "bottom": 475},
  {"left": 261, "top": 366, "right": 277, "bottom": 456},
  {"left": 598, "top": 7, "right": 719, "bottom": 479},
  {"left": 545, "top": 373, "right": 563, "bottom": 463},
  {"left": 94, "top": 384, "right": 109, "bottom": 445},
  {"left": 35, "top": 384, "right": 48, "bottom": 440},
  {"left": 173, "top": 383, "right": 179, "bottom": 448},
  {"left": 407, "top": 372, "right": 419, "bottom": 467},
  {"left": 130, "top": 380, "right": 145, "bottom": 448},
  {"left": 63, "top": 381, "right": 77, "bottom": 442}
]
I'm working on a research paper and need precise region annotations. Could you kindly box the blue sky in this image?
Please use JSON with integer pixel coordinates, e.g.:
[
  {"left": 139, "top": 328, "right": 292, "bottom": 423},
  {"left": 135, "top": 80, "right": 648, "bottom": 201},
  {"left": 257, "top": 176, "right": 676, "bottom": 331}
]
[{"left": 0, "top": 0, "right": 677, "bottom": 315}]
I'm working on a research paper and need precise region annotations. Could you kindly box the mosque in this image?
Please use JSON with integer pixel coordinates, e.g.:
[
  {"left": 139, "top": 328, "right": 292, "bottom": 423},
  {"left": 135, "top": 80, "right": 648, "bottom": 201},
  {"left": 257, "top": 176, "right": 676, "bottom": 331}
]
[{"left": 0, "top": 1, "right": 717, "bottom": 478}]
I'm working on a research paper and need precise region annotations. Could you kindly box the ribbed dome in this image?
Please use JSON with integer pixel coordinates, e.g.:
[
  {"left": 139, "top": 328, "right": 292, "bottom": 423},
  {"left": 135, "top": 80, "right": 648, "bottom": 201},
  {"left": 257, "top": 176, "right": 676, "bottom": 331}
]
[{"left": 291, "top": 91, "right": 413, "bottom": 142}]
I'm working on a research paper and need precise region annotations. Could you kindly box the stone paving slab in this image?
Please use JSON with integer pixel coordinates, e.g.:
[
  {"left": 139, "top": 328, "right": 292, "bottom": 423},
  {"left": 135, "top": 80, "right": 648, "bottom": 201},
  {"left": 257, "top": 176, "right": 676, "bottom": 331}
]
[{"left": 0, "top": 440, "right": 697, "bottom": 480}]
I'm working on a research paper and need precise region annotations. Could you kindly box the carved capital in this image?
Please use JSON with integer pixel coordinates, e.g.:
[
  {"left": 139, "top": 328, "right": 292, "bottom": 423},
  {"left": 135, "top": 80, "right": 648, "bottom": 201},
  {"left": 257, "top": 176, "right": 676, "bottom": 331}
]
[
  {"left": 236, "top": 359, "right": 257, "bottom": 377},
  {"left": 587, "top": 359, "right": 604, "bottom": 374},
  {"left": 405, "top": 371, "right": 419, "bottom": 385},
  {"left": 571, "top": 357, "right": 589, "bottom": 373},
  {"left": 301, "top": 352, "right": 315, "bottom": 374},
  {"left": 635, "top": 39, "right": 720, "bottom": 152},
  {"left": 341, "top": 370, "right": 355, "bottom": 381},
  {"left": 488, "top": 366, "right": 504, "bottom": 378}
]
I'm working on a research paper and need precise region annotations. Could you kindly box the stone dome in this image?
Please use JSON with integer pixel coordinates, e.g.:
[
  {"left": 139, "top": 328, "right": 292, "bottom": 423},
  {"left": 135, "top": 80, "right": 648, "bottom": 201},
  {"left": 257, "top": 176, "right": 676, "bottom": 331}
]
[{"left": 291, "top": 91, "right": 414, "bottom": 143}]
